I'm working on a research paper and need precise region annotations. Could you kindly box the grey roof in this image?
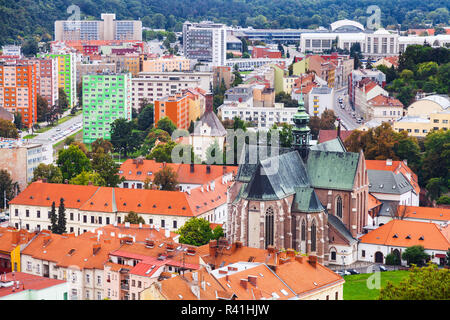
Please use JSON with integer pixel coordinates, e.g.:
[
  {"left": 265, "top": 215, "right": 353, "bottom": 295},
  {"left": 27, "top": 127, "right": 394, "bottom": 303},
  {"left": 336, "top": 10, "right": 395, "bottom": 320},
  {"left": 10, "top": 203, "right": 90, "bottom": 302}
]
[
  {"left": 192, "top": 111, "right": 227, "bottom": 137},
  {"left": 310, "top": 137, "right": 346, "bottom": 152},
  {"left": 310, "top": 86, "right": 333, "bottom": 95},
  {"left": 242, "top": 150, "right": 311, "bottom": 200},
  {"left": 368, "top": 170, "right": 413, "bottom": 195},
  {"left": 377, "top": 200, "right": 400, "bottom": 217},
  {"left": 327, "top": 214, "right": 357, "bottom": 245}
]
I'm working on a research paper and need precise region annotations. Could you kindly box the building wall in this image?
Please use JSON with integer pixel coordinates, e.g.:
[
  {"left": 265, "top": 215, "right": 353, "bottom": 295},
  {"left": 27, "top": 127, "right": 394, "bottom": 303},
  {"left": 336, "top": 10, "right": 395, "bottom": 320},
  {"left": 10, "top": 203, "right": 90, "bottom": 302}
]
[
  {"left": 142, "top": 58, "right": 191, "bottom": 73},
  {"left": 299, "top": 281, "right": 343, "bottom": 300},
  {"left": 0, "top": 282, "right": 68, "bottom": 300}
]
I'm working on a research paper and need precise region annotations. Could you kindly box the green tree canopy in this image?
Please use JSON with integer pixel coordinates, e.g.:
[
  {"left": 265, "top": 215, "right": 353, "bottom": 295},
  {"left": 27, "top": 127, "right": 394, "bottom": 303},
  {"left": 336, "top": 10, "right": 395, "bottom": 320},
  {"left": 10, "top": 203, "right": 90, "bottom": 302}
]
[
  {"left": 153, "top": 166, "right": 178, "bottom": 191},
  {"left": 0, "top": 119, "right": 19, "bottom": 138},
  {"left": 176, "top": 217, "right": 215, "bottom": 246},
  {"left": 91, "top": 150, "right": 123, "bottom": 187},
  {"left": 402, "top": 245, "right": 430, "bottom": 266},
  {"left": 69, "top": 171, "right": 106, "bottom": 186},
  {"left": 148, "top": 140, "right": 177, "bottom": 163},
  {"left": 32, "top": 163, "right": 63, "bottom": 184},
  {"left": 137, "top": 105, "right": 154, "bottom": 131},
  {"left": 57, "top": 145, "right": 92, "bottom": 181},
  {"left": 124, "top": 211, "right": 145, "bottom": 225},
  {"left": 156, "top": 117, "right": 177, "bottom": 136}
]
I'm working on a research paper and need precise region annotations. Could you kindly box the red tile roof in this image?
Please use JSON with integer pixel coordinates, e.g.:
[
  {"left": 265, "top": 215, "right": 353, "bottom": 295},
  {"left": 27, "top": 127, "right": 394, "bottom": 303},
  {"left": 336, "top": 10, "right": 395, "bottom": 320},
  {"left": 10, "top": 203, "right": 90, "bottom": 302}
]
[
  {"left": 318, "top": 130, "right": 353, "bottom": 144},
  {"left": 360, "top": 220, "right": 450, "bottom": 251},
  {"left": 0, "top": 272, "right": 66, "bottom": 298},
  {"left": 93, "top": 224, "right": 178, "bottom": 243},
  {"left": 399, "top": 206, "right": 450, "bottom": 222},
  {"left": 0, "top": 228, "right": 36, "bottom": 254},
  {"left": 367, "top": 94, "right": 403, "bottom": 107}
]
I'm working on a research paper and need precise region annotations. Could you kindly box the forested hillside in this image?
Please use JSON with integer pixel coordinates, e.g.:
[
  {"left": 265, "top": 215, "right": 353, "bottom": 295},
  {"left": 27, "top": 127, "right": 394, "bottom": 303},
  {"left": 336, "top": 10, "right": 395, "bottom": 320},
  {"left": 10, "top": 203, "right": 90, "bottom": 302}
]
[{"left": 0, "top": 0, "right": 449, "bottom": 45}]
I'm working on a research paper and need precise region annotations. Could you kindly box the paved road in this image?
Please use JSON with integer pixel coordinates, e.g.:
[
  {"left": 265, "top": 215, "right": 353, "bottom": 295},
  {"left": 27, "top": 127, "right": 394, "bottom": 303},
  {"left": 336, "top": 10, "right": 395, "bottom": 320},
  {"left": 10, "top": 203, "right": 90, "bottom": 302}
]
[
  {"left": 332, "top": 87, "right": 360, "bottom": 130},
  {"left": 147, "top": 40, "right": 165, "bottom": 56},
  {"left": 29, "top": 114, "right": 83, "bottom": 146}
]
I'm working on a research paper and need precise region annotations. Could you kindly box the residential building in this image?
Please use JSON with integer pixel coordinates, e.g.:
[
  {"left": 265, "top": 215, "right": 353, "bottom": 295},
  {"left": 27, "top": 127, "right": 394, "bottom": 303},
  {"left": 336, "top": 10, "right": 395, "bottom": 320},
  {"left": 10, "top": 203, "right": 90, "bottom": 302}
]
[
  {"left": 76, "top": 61, "right": 117, "bottom": 83},
  {"left": 366, "top": 94, "right": 404, "bottom": 122},
  {"left": 373, "top": 56, "right": 399, "bottom": 69},
  {"left": 212, "top": 66, "right": 234, "bottom": 90},
  {"left": 20, "top": 230, "right": 121, "bottom": 300},
  {"left": 183, "top": 87, "right": 206, "bottom": 123},
  {"left": 141, "top": 56, "right": 191, "bottom": 73},
  {"left": 0, "top": 227, "right": 36, "bottom": 273},
  {"left": 354, "top": 78, "right": 389, "bottom": 119},
  {"left": 251, "top": 46, "right": 282, "bottom": 59},
  {"left": 308, "top": 86, "right": 334, "bottom": 117},
  {"left": 183, "top": 21, "right": 227, "bottom": 67},
  {"left": 1, "top": 45, "right": 21, "bottom": 57},
  {"left": 154, "top": 92, "right": 190, "bottom": 130},
  {"left": 232, "top": 28, "right": 305, "bottom": 44},
  {"left": 358, "top": 220, "right": 450, "bottom": 265},
  {"left": 9, "top": 176, "right": 234, "bottom": 235},
  {"left": 118, "top": 159, "right": 237, "bottom": 192},
  {"left": 82, "top": 73, "right": 132, "bottom": 144},
  {"left": 0, "top": 63, "right": 37, "bottom": 127},
  {"left": 131, "top": 71, "right": 213, "bottom": 108},
  {"left": 54, "top": 13, "right": 142, "bottom": 41},
  {"left": 0, "top": 272, "right": 68, "bottom": 300},
  {"left": 43, "top": 53, "right": 77, "bottom": 107},
  {"left": 393, "top": 110, "right": 450, "bottom": 137},
  {"left": 226, "top": 35, "right": 243, "bottom": 55},
  {"left": 349, "top": 69, "right": 386, "bottom": 107},
  {"left": 0, "top": 138, "right": 53, "bottom": 191},
  {"left": 104, "top": 53, "right": 140, "bottom": 76}
]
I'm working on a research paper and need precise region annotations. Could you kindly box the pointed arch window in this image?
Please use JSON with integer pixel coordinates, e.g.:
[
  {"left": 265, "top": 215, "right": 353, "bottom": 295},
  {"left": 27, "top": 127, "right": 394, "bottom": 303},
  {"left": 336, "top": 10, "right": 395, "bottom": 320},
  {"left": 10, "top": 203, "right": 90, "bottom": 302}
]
[
  {"left": 301, "top": 219, "right": 306, "bottom": 241},
  {"left": 336, "top": 196, "right": 343, "bottom": 219},
  {"left": 311, "top": 220, "right": 317, "bottom": 252},
  {"left": 265, "top": 207, "right": 274, "bottom": 248}
]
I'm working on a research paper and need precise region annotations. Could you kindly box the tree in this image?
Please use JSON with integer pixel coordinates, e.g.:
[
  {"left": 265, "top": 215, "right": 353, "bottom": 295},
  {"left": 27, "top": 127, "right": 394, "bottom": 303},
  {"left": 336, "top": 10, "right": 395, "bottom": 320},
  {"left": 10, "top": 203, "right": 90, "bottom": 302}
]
[
  {"left": 426, "top": 177, "right": 448, "bottom": 201},
  {"left": 36, "top": 94, "right": 49, "bottom": 122},
  {"left": 57, "top": 145, "right": 92, "bottom": 181},
  {"left": 0, "top": 119, "right": 19, "bottom": 138},
  {"left": 447, "top": 249, "right": 450, "bottom": 267},
  {"left": 110, "top": 119, "right": 142, "bottom": 158},
  {"left": 422, "top": 129, "right": 450, "bottom": 190},
  {"left": 379, "top": 263, "right": 449, "bottom": 300},
  {"left": 21, "top": 39, "right": 38, "bottom": 56},
  {"left": 212, "top": 225, "right": 225, "bottom": 240},
  {"left": 91, "top": 151, "right": 123, "bottom": 187},
  {"left": 124, "top": 211, "right": 145, "bottom": 224},
  {"left": 176, "top": 217, "right": 214, "bottom": 246},
  {"left": 91, "top": 138, "right": 113, "bottom": 155},
  {"left": 275, "top": 91, "right": 298, "bottom": 108},
  {"left": 57, "top": 197, "right": 66, "bottom": 234},
  {"left": 350, "top": 43, "right": 362, "bottom": 69},
  {"left": 58, "top": 88, "right": 69, "bottom": 111},
  {"left": 32, "top": 163, "right": 63, "bottom": 183},
  {"left": 153, "top": 166, "right": 178, "bottom": 191},
  {"left": 0, "top": 170, "right": 18, "bottom": 210},
  {"left": 385, "top": 252, "right": 401, "bottom": 266},
  {"left": 70, "top": 171, "right": 106, "bottom": 186},
  {"left": 13, "top": 112, "right": 22, "bottom": 130},
  {"left": 50, "top": 201, "right": 58, "bottom": 234},
  {"left": 137, "top": 105, "right": 154, "bottom": 131},
  {"left": 148, "top": 140, "right": 177, "bottom": 163},
  {"left": 402, "top": 245, "right": 430, "bottom": 266},
  {"left": 156, "top": 117, "right": 176, "bottom": 136}
]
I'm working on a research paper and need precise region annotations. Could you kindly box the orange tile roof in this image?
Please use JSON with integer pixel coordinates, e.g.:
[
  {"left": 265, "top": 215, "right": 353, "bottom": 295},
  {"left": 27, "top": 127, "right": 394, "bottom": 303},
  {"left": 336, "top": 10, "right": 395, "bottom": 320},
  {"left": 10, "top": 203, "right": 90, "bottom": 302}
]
[
  {"left": 0, "top": 228, "right": 36, "bottom": 254},
  {"left": 0, "top": 272, "right": 66, "bottom": 298},
  {"left": 360, "top": 220, "right": 450, "bottom": 251},
  {"left": 9, "top": 181, "right": 99, "bottom": 209},
  {"left": 367, "top": 94, "right": 403, "bottom": 107},
  {"left": 119, "top": 159, "right": 180, "bottom": 182},
  {"left": 318, "top": 129, "right": 353, "bottom": 144},
  {"left": 400, "top": 206, "right": 450, "bottom": 222},
  {"left": 93, "top": 224, "right": 178, "bottom": 243},
  {"left": 368, "top": 194, "right": 382, "bottom": 211},
  {"left": 21, "top": 230, "right": 121, "bottom": 270},
  {"left": 271, "top": 259, "right": 344, "bottom": 297},
  {"left": 79, "top": 187, "right": 115, "bottom": 213},
  {"left": 104, "top": 261, "right": 132, "bottom": 272}
]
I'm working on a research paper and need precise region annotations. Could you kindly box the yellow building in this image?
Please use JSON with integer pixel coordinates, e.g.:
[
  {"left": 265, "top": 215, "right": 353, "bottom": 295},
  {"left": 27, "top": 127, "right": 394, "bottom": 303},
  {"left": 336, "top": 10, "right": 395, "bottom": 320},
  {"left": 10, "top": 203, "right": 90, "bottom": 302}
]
[
  {"left": 393, "top": 111, "right": 450, "bottom": 137},
  {"left": 292, "top": 59, "right": 308, "bottom": 76},
  {"left": 142, "top": 56, "right": 191, "bottom": 73},
  {"left": 407, "top": 95, "right": 449, "bottom": 118}
]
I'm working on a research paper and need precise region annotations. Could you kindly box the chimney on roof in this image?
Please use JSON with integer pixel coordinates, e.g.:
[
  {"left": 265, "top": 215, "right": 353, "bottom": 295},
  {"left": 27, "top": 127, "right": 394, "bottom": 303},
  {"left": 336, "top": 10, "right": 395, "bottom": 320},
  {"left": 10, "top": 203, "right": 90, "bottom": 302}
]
[
  {"left": 222, "top": 166, "right": 227, "bottom": 175},
  {"left": 308, "top": 255, "right": 317, "bottom": 268},
  {"left": 235, "top": 241, "right": 243, "bottom": 249},
  {"left": 93, "top": 243, "right": 101, "bottom": 255},
  {"left": 64, "top": 179, "right": 68, "bottom": 184},
  {"left": 206, "top": 165, "right": 211, "bottom": 174},
  {"left": 386, "top": 159, "right": 393, "bottom": 166},
  {"left": 209, "top": 239, "right": 217, "bottom": 257},
  {"left": 295, "top": 255, "right": 304, "bottom": 263},
  {"left": 248, "top": 275, "right": 257, "bottom": 286},
  {"left": 286, "top": 248, "right": 295, "bottom": 259},
  {"left": 190, "top": 163, "right": 195, "bottom": 173},
  {"left": 403, "top": 159, "right": 408, "bottom": 166},
  {"left": 240, "top": 279, "right": 248, "bottom": 289},
  {"left": 163, "top": 162, "right": 166, "bottom": 168}
]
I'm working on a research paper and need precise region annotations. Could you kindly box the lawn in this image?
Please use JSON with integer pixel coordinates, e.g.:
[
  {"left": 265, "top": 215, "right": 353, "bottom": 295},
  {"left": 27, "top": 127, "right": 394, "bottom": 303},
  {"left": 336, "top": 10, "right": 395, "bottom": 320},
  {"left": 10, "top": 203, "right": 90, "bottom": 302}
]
[
  {"left": 23, "top": 134, "right": 37, "bottom": 139},
  {"left": 343, "top": 270, "right": 410, "bottom": 300}
]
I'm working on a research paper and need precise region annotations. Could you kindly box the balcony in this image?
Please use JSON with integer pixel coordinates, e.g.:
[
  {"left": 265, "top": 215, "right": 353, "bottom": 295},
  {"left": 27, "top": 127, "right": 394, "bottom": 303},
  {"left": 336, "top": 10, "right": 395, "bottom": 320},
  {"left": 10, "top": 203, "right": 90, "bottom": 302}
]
[{"left": 121, "top": 283, "right": 129, "bottom": 291}]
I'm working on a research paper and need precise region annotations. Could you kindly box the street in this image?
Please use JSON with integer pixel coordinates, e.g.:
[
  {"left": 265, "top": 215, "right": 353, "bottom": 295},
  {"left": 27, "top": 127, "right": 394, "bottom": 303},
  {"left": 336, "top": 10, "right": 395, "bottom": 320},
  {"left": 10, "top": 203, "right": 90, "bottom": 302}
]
[
  {"left": 28, "top": 114, "right": 83, "bottom": 146},
  {"left": 332, "top": 87, "right": 360, "bottom": 130}
]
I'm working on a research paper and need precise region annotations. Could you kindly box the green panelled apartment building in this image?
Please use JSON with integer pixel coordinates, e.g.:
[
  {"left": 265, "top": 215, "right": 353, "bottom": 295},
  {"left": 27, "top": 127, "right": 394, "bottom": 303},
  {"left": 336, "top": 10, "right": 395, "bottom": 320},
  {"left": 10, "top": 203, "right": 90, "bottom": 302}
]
[{"left": 82, "top": 73, "right": 132, "bottom": 144}]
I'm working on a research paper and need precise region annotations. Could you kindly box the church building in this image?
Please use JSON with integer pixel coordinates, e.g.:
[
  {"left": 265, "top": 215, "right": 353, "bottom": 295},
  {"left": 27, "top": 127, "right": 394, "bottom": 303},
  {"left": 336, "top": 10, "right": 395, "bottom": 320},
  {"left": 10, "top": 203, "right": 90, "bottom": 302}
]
[{"left": 226, "top": 94, "right": 369, "bottom": 266}]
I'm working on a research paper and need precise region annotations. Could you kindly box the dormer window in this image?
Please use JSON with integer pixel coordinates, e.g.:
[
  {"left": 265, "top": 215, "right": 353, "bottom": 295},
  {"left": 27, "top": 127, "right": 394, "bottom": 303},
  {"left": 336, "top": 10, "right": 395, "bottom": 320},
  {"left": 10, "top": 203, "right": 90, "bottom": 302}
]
[
  {"left": 419, "top": 236, "right": 424, "bottom": 240},
  {"left": 405, "top": 235, "right": 411, "bottom": 239},
  {"left": 393, "top": 234, "right": 398, "bottom": 238}
]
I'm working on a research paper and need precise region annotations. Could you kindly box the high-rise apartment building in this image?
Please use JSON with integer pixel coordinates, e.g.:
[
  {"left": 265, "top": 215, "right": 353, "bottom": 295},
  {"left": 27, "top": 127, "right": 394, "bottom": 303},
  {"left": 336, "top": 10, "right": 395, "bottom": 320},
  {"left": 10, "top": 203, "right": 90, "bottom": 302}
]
[
  {"left": 54, "top": 13, "right": 142, "bottom": 41},
  {"left": 82, "top": 73, "right": 132, "bottom": 144},
  {"left": 154, "top": 92, "right": 190, "bottom": 130},
  {"left": 0, "top": 63, "right": 37, "bottom": 127},
  {"left": 183, "top": 21, "right": 227, "bottom": 66},
  {"left": 43, "top": 53, "right": 77, "bottom": 107}
]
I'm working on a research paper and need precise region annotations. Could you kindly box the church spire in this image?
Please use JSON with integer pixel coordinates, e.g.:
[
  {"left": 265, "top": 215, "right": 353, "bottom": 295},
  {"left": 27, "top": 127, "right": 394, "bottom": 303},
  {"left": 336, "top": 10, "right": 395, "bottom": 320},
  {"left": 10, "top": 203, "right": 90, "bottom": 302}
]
[{"left": 292, "top": 92, "right": 311, "bottom": 160}]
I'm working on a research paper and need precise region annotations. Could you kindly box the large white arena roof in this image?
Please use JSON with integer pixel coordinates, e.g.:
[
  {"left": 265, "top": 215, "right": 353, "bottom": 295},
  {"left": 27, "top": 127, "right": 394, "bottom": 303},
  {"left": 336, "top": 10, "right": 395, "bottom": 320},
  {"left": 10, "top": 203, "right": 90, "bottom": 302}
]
[{"left": 330, "top": 20, "right": 365, "bottom": 32}]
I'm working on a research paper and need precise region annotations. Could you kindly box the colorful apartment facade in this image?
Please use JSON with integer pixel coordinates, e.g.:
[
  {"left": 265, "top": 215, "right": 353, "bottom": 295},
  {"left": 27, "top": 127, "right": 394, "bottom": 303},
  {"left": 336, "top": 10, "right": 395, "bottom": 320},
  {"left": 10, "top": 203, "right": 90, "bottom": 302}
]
[
  {"left": 141, "top": 56, "right": 191, "bottom": 73},
  {"left": 82, "top": 73, "right": 132, "bottom": 143},
  {"left": 154, "top": 92, "right": 190, "bottom": 130},
  {"left": 0, "top": 63, "right": 37, "bottom": 127},
  {"left": 43, "top": 53, "right": 77, "bottom": 107}
]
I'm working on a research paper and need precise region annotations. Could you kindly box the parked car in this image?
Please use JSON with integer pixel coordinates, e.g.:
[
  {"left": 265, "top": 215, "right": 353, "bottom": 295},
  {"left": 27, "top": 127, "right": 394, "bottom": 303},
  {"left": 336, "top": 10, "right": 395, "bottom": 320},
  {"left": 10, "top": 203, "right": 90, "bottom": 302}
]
[
  {"left": 347, "top": 269, "right": 360, "bottom": 275},
  {"left": 379, "top": 265, "right": 387, "bottom": 272}
]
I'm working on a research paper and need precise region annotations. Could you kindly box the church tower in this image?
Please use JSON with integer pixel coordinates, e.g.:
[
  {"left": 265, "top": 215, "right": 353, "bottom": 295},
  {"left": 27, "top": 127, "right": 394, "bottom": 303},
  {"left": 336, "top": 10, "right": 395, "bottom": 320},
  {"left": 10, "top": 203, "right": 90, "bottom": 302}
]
[{"left": 292, "top": 93, "right": 311, "bottom": 160}]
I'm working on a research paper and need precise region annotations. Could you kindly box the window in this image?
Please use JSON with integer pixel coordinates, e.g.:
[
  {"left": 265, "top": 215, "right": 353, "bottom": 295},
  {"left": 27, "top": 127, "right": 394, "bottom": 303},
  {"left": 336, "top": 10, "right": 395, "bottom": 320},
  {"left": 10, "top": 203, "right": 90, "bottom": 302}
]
[
  {"left": 301, "top": 220, "right": 306, "bottom": 241},
  {"left": 132, "top": 280, "right": 135, "bottom": 287},
  {"left": 70, "top": 212, "right": 74, "bottom": 221},
  {"left": 83, "top": 216, "right": 87, "bottom": 223},
  {"left": 27, "top": 262, "right": 32, "bottom": 271},
  {"left": 311, "top": 221, "right": 317, "bottom": 252},
  {"left": 26, "top": 209, "right": 29, "bottom": 217},
  {"left": 173, "top": 220, "right": 177, "bottom": 229},
  {"left": 97, "top": 291, "right": 102, "bottom": 300},
  {"left": 86, "top": 274, "right": 90, "bottom": 283},
  {"left": 331, "top": 250, "right": 336, "bottom": 261},
  {"left": 362, "top": 250, "right": 366, "bottom": 257},
  {"left": 335, "top": 292, "right": 339, "bottom": 300},
  {"left": 138, "top": 281, "right": 142, "bottom": 288},
  {"left": 149, "top": 218, "right": 153, "bottom": 224},
  {"left": 161, "top": 219, "right": 165, "bottom": 228},
  {"left": 37, "top": 210, "right": 40, "bottom": 218},
  {"left": 336, "top": 196, "right": 343, "bottom": 218},
  {"left": 106, "top": 217, "right": 110, "bottom": 225},
  {"left": 97, "top": 275, "right": 101, "bottom": 285},
  {"left": 265, "top": 207, "right": 274, "bottom": 248},
  {"left": 98, "top": 217, "right": 102, "bottom": 225},
  {"left": 91, "top": 216, "right": 95, "bottom": 224}
]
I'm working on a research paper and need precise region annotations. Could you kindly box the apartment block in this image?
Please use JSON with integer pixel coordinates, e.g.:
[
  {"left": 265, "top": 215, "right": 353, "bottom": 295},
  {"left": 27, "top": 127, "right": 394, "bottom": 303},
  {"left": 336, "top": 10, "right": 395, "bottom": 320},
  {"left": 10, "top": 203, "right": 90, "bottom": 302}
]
[
  {"left": 104, "top": 53, "right": 140, "bottom": 76},
  {"left": 154, "top": 93, "right": 190, "bottom": 130},
  {"left": 43, "top": 53, "right": 77, "bottom": 107},
  {"left": 0, "top": 138, "right": 53, "bottom": 191},
  {"left": 131, "top": 71, "right": 213, "bottom": 109},
  {"left": 141, "top": 56, "right": 191, "bottom": 73},
  {"left": 76, "top": 61, "right": 117, "bottom": 83},
  {"left": 0, "top": 63, "right": 37, "bottom": 127},
  {"left": 183, "top": 21, "right": 227, "bottom": 66},
  {"left": 82, "top": 73, "right": 132, "bottom": 144},
  {"left": 54, "top": 13, "right": 142, "bottom": 41}
]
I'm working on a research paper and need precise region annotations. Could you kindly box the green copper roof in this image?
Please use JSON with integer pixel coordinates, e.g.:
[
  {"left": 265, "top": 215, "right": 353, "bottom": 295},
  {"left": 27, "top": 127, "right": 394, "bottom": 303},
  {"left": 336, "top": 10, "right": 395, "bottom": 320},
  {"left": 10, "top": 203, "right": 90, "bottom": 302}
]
[
  {"left": 292, "top": 187, "right": 324, "bottom": 213},
  {"left": 306, "top": 150, "right": 360, "bottom": 191},
  {"left": 310, "top": 138, "right": 347, "bottom": 152}
]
